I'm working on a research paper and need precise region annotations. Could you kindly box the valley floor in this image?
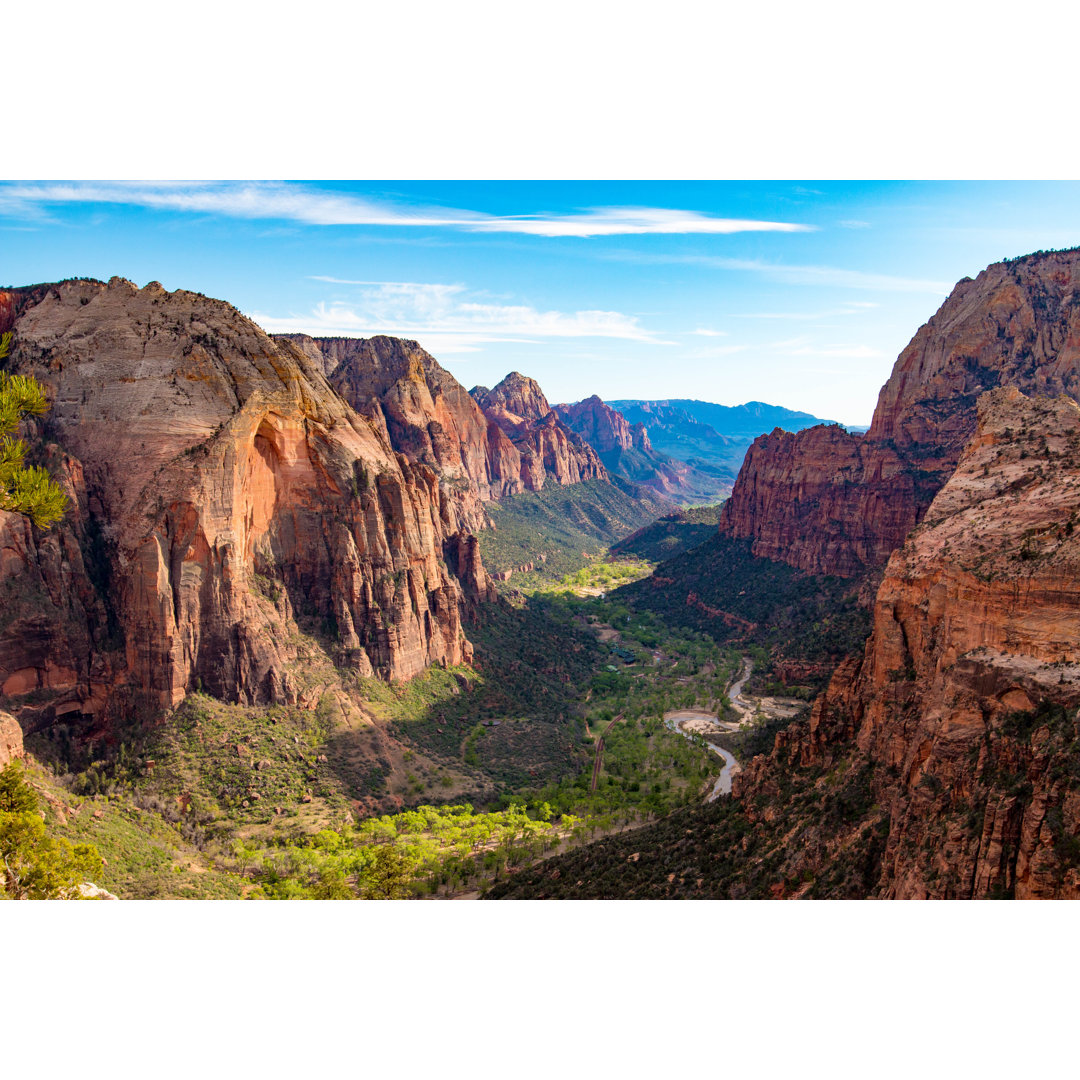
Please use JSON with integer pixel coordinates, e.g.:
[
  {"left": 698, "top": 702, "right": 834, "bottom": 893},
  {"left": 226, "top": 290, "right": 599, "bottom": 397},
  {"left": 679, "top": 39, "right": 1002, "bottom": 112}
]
[{"left": 14, "top": 527, "right": 822, "bottom": 899}]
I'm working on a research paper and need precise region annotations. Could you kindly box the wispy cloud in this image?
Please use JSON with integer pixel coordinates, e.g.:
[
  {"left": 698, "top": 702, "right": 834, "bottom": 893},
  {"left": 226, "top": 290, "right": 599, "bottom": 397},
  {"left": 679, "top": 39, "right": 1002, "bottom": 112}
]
[
  {"left": 0, "top": 181, "right": 815, "bottom": 238},
  {"left": 607, "top": 251, "right": 952, "bottom": 294},
  {"left": 689, "top": 328, "right": 728, "bottom": 337},
  {"left": 251, "top": 278, "right": 675, "bottom": 352},
  {"left": 839, "top": 219, "right": 871, "bottom": 229}
]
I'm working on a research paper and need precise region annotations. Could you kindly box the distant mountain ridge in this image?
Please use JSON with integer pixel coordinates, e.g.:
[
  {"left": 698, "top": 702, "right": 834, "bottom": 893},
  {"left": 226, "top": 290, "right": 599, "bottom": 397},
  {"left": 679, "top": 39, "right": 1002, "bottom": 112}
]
[
  {"left": 610, "top": 398, "right": 842, "bottom": 440},
  {"left": 553, "top": 395, "right": 730, "bottom": 506},
  {"left": 601, "top": 397, "right": 842, "bottom": 489}
]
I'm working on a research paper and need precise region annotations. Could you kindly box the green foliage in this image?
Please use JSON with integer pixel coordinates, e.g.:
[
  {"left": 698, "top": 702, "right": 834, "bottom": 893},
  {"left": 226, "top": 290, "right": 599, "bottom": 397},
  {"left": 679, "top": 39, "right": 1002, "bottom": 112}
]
[
  {"left": 609, "top": 505, "right": 723, "bottom": 563},
  {"left": 621, "top": 535, "right": 870, "bottom": 683},
  {"left": 478, "top": 477, "right": 670, "bottom": 586},
  {"left": 0, "top": 761, "right": 103, "bottom": 899},
  {"left": 0, "top": 332, "right": 69, "bottom": 528}
]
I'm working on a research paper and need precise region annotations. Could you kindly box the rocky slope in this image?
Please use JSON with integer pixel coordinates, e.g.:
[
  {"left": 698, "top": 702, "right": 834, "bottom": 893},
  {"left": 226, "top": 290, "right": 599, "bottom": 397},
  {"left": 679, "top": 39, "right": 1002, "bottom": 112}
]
[
  {"left": 278, "top": 335, "right": 523, "bottom": 506},
  {"left": 554, "top": 395, "right": 729, "bottom": 504},
  {"left": 0, "top": 279, "right": 493, "bottom": 738},
  {"left": 718, "top": 250, "right": 1080, "bottom": 578},
  {"left": 470, "top": 373, "right": 606, "bottom": 490},
  {"left": 733, "top": 387, "right": 1080, "bottom": 897}
]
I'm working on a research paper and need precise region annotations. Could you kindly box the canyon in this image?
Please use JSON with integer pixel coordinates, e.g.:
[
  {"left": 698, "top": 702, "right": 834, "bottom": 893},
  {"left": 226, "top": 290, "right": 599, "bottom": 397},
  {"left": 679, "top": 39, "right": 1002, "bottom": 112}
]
[
  {"left": 732, "top": 386, "right": 1080, "bottom": 898},
  {"left": 492, "top": 249, "right": 1080, "bottom": 900},
  {"left": 9, "top": 249, "right": 1080, "bottom": 902},
  {"left": 0, "top": 282, "right": 512, "bottom": 741}
]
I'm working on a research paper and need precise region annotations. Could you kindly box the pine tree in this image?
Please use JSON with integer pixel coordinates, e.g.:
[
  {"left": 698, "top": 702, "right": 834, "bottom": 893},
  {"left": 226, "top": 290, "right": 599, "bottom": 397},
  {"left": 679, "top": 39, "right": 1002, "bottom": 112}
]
[
  {"left": 0, "top": 761, "right": 103, "bottom": 899},
  {"left": 0, "top": 331, "right": 68, "bottom": 528}
]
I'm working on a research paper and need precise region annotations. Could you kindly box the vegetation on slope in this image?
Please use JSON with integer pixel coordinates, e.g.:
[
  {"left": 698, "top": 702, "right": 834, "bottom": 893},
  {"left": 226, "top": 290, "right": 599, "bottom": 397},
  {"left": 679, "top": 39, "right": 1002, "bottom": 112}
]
[
  {"left": 478, "top": 477, "right": 672, "bottom": 587},
  {"left": 621, "top": 535, "right": 870, "bottom": 690},
  {"left": 1, "top": 760, "right": 103, "bottom": 898},
  {"left": 610, "top": 504, "right": 723, "bottom": 564}
]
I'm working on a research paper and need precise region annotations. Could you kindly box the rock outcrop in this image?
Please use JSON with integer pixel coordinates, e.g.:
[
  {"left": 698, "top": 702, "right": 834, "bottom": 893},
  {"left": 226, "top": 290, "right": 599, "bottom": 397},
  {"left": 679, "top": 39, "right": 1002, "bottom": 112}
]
[
  {"left": 555, "top": 395, "right": 650, "bottom": 454},
  {"left": 0, "top": 279, "right": 492, "bottom": 734},
  {"left": 279, "top": 335, "right": 521, "bottom": 507},
  {"left": 0, "top": 710, "right": 23, "bottom": 767},
  {"left": 470, "top": 373, "right": 607, "bottom": 490},
  {"left": 734, "top": 387, "right": 1080, "bottom": 897},
  {"left": 719, "top": 250, "right": 1080, "bottom": 578}
]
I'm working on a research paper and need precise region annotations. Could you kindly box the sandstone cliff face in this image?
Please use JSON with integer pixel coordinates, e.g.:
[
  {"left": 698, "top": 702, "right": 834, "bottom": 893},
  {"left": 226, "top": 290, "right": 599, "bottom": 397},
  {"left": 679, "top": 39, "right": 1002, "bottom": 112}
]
[
  {"left": 279, "top": 335, "right": 521, "bottom": 507},
  {"left": 720, "top": 250, "right": 1080, "bottom": 578},
  {"left": 555, "top": 395, "right": 649, "bottom": 454},
  {"left": 0, "top": 279, "right": 490, "bottom": 733},
  {"left": 470, "top": 373, "right": 607, "bottom": 490},
  {"left": 734, "top": 388, "right": 1080, "bottom": 897},
  {"left": 472, "top": 371, "right": 553, "bottom": 422}
]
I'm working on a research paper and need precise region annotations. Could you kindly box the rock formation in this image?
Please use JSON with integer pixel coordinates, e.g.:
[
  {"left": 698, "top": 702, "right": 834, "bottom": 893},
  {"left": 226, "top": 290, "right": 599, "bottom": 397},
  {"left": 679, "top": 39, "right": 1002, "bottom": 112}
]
[
  {"left": 0, "top": 710, "right": 23, "bottom": 767},
  {"left": 0, "top": 279, "right": 493, "bottom": 736},
  {"left": 555, "top": 395, "right": 649, "bottom": 455},
  {"left": 470, "top": 373, "right": 606, "bottom": 490},
  {"left": 719, "top": 250, "right": 1080, "bottom": 578},
  {"left": 734, "top": 387, "right": 1080, "bottom": 897},
  {"left": 279, "top": 334, "right": 521, "bottom": 507}
]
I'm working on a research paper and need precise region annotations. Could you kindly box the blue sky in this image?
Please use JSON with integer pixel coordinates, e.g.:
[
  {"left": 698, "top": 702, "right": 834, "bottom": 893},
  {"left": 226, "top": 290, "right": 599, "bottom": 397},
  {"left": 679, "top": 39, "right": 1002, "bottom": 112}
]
[{"left": 4, "top": 180, "right": 1080, "bottom": 425}]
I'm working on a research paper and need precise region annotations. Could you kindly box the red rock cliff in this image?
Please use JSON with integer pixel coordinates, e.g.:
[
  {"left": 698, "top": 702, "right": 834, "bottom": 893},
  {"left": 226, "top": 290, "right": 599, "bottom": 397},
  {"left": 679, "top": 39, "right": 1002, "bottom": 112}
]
[
  {"left": 555, "top": 395, "right": 649, "bottom": 453},
  {"left": 0, "top": 279, "right": 491, "bottom": 734},
  {"left": 735, "top": 388, "right": 1080, "bottom": 897},
  {"left": 470, "top": 373, "right": 607, "bottom": 490},
  {"left": 719, "top": 250, "right": 1080, "bottom": 577}
]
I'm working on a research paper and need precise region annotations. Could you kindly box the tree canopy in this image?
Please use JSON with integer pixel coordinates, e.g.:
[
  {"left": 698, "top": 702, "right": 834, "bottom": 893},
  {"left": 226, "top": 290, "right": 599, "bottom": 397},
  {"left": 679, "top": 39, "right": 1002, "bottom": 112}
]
[
  {"left": 0, "top": 761, "right": 103, "bottom": 899},
  {"left": 0, "top": 331, "right": 68, "bottom": 528}
]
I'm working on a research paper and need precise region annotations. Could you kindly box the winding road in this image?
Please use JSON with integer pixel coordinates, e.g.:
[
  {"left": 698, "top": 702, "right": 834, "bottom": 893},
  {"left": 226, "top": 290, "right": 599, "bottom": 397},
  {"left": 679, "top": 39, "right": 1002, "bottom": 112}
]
[{"left": 663, "top": 656, "right": 753, "bottom": 800}]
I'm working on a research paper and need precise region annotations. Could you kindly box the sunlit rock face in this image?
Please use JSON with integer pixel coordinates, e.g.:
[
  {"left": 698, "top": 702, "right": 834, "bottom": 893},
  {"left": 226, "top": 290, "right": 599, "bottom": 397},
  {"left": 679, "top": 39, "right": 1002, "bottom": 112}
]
[
  {"left": 470, "top": 373, "right": 607, "bottom": 491},
  {"left": 719, "top": 250, "right": 1080, "bottom": 578},
  {"left": 0, "top": 280, "right": 492, "bottom": 734},
  {"left": 735, "top": 388, "right": 1080, "bottom": 898}
]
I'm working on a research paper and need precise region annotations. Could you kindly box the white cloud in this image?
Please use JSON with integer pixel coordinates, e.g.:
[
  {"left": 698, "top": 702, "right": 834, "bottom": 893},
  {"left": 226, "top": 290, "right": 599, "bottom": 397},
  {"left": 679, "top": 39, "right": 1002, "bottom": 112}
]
[
  {"left": 250, "top": 278, "right": 675, "bottom": 351},
  {"left": 467, "top": 207, "right": 814, "bottom": 237},
  {"left": 0, "top": 181, "right": 814, "bottom": 238},
  {"left": 685, "top": 344, "right": 749, "bottom": 360},
  {"left": 838, "top": 219, "right": 872, "bottom": 229},
  {"left": 689, "top": 328, "right": 728, "bottom": 336}
]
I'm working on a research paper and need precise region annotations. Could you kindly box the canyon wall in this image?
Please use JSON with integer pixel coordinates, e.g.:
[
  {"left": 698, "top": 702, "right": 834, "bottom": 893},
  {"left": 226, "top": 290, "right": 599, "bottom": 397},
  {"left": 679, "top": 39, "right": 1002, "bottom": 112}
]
[
  {"left": 0, "top": 279, "right": 493, "bottom": 735},
  {"left": 470, "top": 373, "right": 607, "bottom": 490},
  {"left": 735, "top": 387, "right": 1080, "bottom": 897},
  {"left": 719, "top": 251, "right": 1080, "bottom": 578}
]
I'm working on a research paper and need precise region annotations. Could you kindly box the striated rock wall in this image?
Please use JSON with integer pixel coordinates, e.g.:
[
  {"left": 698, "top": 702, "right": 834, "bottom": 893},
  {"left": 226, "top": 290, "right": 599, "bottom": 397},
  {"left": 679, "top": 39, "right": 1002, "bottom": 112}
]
[
  {"left": 0, "top": 279, "right": 491, "bottom": 733},
  {"left": 555, "top": 395, "right": 649, "bottom": 454},
  {"left": 280, "top": 334, "right": 520, "bottom": 507},
  {"left": 470, "top": 373, "right": 607, "bottom": 490},
  {"left": 734, "top": 388, "right": 1080, "bottom": 897},
  {"left": 719, "top": 250, "right": 1080, "bottom": 578}
]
